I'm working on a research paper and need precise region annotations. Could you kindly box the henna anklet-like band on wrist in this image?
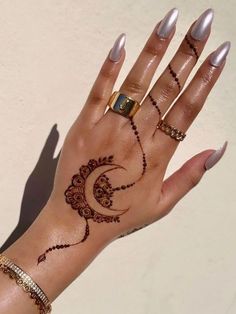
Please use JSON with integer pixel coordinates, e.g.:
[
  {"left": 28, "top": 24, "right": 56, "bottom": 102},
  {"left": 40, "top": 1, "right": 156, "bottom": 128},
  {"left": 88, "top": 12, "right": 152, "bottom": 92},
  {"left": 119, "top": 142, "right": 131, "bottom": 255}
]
[{"left": 0, "top": 254, "right": 52, "bottom": 313}]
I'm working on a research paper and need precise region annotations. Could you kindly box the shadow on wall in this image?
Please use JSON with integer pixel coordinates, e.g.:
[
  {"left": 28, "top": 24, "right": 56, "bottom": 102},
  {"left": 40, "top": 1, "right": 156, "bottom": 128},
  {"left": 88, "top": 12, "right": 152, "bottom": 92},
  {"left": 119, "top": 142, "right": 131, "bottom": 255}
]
[{"left": 0, "top": 124, "right": 60, "bottom": 253}]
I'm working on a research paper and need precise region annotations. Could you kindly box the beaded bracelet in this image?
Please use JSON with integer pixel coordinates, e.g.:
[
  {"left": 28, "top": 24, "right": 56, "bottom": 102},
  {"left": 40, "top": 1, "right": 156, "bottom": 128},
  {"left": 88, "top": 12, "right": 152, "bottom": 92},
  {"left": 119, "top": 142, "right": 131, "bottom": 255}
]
[{"left": 0, "top": 254, "right": 52, "bottom": 314}]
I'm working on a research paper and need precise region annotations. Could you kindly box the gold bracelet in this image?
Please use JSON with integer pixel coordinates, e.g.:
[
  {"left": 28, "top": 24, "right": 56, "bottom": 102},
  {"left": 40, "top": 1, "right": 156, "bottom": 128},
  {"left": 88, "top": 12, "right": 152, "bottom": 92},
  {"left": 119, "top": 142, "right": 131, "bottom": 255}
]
[{"left": 0, "top": 254, "right": 52, "bottom": 314}]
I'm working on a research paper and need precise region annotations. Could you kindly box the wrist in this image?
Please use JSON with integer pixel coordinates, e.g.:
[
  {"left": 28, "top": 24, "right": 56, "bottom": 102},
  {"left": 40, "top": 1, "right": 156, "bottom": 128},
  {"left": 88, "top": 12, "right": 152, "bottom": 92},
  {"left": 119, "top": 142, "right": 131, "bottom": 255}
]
[{"left": 2, "top": 199, "right": 110, "bottom": 302}]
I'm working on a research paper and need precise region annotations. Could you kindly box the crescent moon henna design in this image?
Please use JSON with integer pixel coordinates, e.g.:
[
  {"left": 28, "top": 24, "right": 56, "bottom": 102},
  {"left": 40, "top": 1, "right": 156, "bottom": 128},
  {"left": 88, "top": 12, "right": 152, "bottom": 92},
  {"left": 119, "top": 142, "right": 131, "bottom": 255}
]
[{"left": 37, "top": 122, "right": 147, "bottom": 265}]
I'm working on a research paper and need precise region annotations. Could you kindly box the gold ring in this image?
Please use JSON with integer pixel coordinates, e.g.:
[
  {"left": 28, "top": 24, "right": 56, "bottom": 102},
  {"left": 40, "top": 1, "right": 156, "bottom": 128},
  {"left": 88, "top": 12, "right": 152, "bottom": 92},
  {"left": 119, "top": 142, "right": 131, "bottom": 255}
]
[
  {"left": 157, "top": 119, "right": 186, "bottom": 141},
  {"left": 107, "top": 91, "right": 140, "bottom": 118}
]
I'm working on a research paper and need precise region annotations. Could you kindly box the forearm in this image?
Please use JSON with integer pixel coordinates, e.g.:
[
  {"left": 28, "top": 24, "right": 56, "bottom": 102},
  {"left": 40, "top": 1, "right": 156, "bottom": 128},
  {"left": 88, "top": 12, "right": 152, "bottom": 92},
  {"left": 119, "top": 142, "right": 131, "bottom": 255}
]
[{"left": 0, "top": 201, "right": 109, "bottom": 313}]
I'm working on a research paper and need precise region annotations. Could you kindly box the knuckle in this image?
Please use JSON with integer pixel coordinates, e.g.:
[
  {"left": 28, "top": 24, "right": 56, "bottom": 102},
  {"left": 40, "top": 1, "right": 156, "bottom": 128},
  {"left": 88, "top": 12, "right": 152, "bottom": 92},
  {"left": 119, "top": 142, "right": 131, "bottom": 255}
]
[
  {"left": 159, "top": 79, "right": 177, "bottom": 100},
  {"left": 180, "top": 48, "right": 197, "bottom": 61},
  {"left": 187, "top": 171, "right": 201, "bottom": 188},
  {"left": 100, "top": 66, "right": 114, "bottom": 80},
  {"left": 180, "top": 96, "right": 198, "bottom": 119},
  {"left": 198, "top": 67, "right": 214, "bottom": 85},
  {"left": 148, "top": 158, "right": 161, "bottom": 171},
  {"left": 143, "top": 42, "right": 163, "bottom": 57},
  {"left": 89, "top": 93, "right": 105, "bottom": 104},
  {"left": 122, "top": 78, "right": 146, "bottom": 95}
]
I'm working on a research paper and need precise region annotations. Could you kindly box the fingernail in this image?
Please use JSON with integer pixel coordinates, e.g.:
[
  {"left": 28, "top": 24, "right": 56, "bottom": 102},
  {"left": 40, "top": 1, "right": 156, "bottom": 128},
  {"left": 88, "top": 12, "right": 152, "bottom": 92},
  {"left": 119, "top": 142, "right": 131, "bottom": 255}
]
[
  {"left": 204, "top": 141, "right": 228, "bottom": 170},
  {"left": 210, "top": 41, "right": 231, "bottom": 67},
  {"left": 156, "top": 8, "right": 179, "bottom": 38},
  {"left": 109, "top": 33, "right": 126, "bottom": 62},
  {"left": 191, "top": 8, "right": 214, "bottom": 41}
]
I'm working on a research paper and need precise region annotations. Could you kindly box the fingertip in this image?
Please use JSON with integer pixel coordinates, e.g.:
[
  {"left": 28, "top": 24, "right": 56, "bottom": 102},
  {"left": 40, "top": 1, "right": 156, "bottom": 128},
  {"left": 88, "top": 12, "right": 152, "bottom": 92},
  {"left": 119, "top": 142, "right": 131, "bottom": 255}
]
[{"left": 109, "top": 33, "right": 126, "bottom": 63}]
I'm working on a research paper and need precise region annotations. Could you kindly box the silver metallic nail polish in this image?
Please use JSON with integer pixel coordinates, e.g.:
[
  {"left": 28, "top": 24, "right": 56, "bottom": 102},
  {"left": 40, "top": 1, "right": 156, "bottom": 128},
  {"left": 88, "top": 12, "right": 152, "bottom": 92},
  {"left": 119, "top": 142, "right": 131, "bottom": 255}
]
[
  {"left": 210, "top": 41, "right": 231, "bottom": 67},
  {"left": 109, "top": 33, "right": 126, "bottom": 62},
  {"left": 156, "top": 8, "right": 179, "bottom": 38},
  {"left": 191, "top": 8, "right": 214, "bottom": 41},
  {"left": 204, "top": 141, "right": 228, "bottom": 170}
]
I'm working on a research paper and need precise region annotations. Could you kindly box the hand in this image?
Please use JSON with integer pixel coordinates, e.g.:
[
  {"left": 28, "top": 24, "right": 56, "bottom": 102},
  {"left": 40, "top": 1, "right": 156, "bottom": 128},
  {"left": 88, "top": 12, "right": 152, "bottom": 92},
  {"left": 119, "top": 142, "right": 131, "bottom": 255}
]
[{"left": 43, "top": 8, "right": 229, "bottom": 263}]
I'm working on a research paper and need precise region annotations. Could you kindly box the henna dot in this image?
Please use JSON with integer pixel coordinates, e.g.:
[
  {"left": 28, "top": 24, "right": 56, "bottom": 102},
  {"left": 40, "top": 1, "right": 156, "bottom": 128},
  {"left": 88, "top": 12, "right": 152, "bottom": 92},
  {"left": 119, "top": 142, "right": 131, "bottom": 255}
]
[{"left": 121, "top": 185, "right": 126, "bottom": 190}]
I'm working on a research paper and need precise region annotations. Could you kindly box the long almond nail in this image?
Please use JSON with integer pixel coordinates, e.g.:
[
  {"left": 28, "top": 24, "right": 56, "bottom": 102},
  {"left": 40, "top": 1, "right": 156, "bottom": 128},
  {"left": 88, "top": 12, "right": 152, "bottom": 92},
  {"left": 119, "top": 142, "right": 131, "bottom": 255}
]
[
  {"left": 156, "top": 8, "right": 179, "bottom": 38},
  {"left": 204, "top": 141, "right": 228, "bottom": 170},
  {"left": 191, "top": 8, "right": 214, "bottom": 41},
  {"left": 109, "top": 33, "right": 126, "bottom": 62},
  {"left": 210, "top": 41, "right": 231, "bottom": 67}
]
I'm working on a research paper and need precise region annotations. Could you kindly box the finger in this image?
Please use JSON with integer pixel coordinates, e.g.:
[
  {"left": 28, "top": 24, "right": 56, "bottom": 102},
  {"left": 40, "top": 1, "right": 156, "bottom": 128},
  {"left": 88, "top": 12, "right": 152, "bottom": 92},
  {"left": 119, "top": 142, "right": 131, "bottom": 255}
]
[
  {"left": 157, "top": 142, "right": 227, "bottom": 217},
  {"left": 77, "top": 33, "right": 126, "bottom": 127},
  {"left": 102, "top": 8, "right": 178, "bottom": 126},
  {"left": 120, "top": 8, "right": 178, "bottom": 101},
  {"left": 136, "top": 8, "right": 214, "bottom": 135},
  {"left": 155, "top": 41, "right": 231, "bottom": 160}
]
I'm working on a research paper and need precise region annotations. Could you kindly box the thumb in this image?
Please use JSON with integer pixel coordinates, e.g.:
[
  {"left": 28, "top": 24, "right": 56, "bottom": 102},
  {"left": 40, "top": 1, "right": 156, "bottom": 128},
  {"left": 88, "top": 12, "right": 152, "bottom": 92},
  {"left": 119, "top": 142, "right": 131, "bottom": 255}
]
[{"left": 158, "top": 141, "right": 228, "bottom": 215}]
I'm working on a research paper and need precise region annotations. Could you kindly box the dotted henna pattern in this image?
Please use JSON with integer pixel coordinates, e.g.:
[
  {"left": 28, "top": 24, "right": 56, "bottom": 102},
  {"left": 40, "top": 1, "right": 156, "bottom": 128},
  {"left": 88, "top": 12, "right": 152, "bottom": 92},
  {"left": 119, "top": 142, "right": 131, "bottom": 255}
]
[
  {"left": 168, "top": 64, "right": 181, "bottom": 92},
  {"left": 184, "top": 34, "right": 199, "bottom": 61},
  {"left": 37, "top": 121, "right": 147, "bottom": 265},
  {"left": 148, "top": 93, "right": 162, "bottom": 118},
  {"left": 117, "top": 223, "right": 150, "bottom": 238}
]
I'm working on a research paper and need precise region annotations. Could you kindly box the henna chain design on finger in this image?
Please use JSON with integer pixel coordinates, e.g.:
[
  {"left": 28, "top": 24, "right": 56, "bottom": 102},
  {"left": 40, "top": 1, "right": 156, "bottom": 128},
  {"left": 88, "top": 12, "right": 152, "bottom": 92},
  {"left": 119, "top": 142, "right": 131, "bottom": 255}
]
[
  {"left": 147, "top": 92, "right": 163, "bottom": 134},
  {"left": 37, "top": 120, "right": 148, "bottom": 264},
  {"left": 148, "top": 93, "right": 162, "bottom": 118},
  {"left": 184, "top": 34, "right": 199, "bottom": 61},
  {"left": 168, "top": 64, "right": 181, "bottom": 92}
]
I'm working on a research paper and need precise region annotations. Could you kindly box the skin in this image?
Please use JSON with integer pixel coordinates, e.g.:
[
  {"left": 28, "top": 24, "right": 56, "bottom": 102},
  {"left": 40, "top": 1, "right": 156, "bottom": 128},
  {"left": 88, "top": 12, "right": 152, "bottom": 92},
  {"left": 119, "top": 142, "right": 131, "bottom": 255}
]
[{"left": 0, "top": 15, "right": 226, "bottom": 314}]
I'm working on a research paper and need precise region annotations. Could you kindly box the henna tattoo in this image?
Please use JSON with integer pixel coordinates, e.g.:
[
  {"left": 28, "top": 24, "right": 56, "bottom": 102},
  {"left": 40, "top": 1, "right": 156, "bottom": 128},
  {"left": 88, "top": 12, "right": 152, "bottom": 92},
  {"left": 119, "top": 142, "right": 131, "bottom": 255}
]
[
  {"left": 38, "top": 220, "right": 90, "bottom": 264},
  {"left": 147, "top": 92, "right": 163, "bottom": 135},
  {"left": 168, "top": 64, "right": 181, "bottom": 92},
  {"left": 184, "top": 35, "right": 199, "bottom": 61},
  {"left": 148, "top": 93, "right": 162, "bottom": 119},
  {"left": 129, "top": 117, "right": 147, "bottom": 176},
  {"left": 117, "top": 223, "right": 150, "bottom": 238},
  {"left": 37, "top": 121, "right": 148, "bottom": 264},
  {"left": 112, "top": 117, "right": 147, "bottom": 192}
]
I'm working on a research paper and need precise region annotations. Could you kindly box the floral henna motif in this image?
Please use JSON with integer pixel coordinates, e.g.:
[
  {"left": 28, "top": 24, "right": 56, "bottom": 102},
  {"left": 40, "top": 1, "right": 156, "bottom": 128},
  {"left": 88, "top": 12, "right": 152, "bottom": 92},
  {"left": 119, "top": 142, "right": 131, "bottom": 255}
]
[{"left": 37, "top": 121, "right": 148, "bottom": 265}]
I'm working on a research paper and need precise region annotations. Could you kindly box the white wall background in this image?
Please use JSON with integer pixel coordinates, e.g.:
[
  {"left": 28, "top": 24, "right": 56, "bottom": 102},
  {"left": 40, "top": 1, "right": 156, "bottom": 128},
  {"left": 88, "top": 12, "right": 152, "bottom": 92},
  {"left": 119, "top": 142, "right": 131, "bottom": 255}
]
[{"left": 0, "top": 1, "right": 235, "bottom": 313}]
